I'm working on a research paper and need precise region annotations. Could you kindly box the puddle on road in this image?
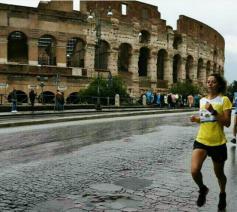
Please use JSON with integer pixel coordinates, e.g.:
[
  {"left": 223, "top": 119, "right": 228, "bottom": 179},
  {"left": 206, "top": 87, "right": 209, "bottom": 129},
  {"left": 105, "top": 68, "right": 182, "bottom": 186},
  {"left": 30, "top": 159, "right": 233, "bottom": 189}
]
[{"left": 114, "top": 177, "right": 153, "bottom": 190}]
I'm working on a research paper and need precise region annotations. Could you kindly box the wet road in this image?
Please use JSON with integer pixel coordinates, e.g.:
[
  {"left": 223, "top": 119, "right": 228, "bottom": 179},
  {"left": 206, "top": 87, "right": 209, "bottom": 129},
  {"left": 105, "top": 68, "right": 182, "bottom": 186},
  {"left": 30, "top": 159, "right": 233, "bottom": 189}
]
[{"left": 0, "top": 112, "right": 236, "bottom": 211}]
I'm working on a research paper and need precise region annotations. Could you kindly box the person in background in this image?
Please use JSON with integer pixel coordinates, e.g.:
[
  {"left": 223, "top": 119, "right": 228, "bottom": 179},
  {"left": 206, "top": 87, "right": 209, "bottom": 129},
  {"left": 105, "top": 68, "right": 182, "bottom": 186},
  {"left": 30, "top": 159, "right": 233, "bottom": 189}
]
[
  {"left": 231, "top": 94, "right": 237, "bottom": 144},
  {"left": 29, "top": 89, "right": 37, "bottom": 112},
  {"left": 156, "top": 92, "right": 161, "bottom": 107},
  {"left": 11, "top": 88, "right": 17, "bottom": 112},
  {"left": 190, "top": 74, "right": 232, "bottom": 210},
  {"left": 188, "top": 94, "right": 194, "bottom": 108},
  {"left": 55, "top": 90, "right": 64, "bottom": 111}
]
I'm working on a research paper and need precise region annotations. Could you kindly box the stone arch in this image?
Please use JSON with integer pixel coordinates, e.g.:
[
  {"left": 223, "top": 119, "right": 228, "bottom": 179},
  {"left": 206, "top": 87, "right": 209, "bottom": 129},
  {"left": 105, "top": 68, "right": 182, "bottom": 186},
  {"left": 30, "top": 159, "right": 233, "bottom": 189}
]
[
  {"left": 185, "top": 55, "right": 194, "bottom": 81},
  {"left": 95, "top": 40, "right": 110, "bottom": 70},
  {"left": 173, "top": 54, "right": 182, "bottom": 83},
  {"left": 139, "top": 30, "right": 150, "bottom": 43},
  {"left": 38, "top": 34, "right": 57, "bottom": 65},
  {"left": 197, "top": 58, "right": 204, "bottom": 81},
  {"left": 173, "top": 34, "right": 182, "bottom": 50},
  {"left": 66, "top": 37, "right": 86, "bottom": 67},
  {"left": 8, "top": 90, "right": 28, "bottom": 103},
  {"left": 38, "top": 91, "right": 55, "bottom": 104},
  {"left": 8, "top": 31, "right": 28, "bottom": 63},
  {"left": 157, "top": 49, "right": 168, "bottom": 80},
  {"left": 118, "top": 43, "right": 132, "bottom": 72},
  {"left": 138, "top": 47, "right": 150, "bottom": 76},
  {"left": 66, "top": 92, "right": 79, "bottom": 104}
]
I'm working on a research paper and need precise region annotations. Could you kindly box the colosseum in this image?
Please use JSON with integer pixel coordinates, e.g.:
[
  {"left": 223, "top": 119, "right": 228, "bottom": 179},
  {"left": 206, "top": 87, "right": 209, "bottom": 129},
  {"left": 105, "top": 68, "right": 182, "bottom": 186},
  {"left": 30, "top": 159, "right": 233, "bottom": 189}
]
[{"left": 0, "top": 0, "right": 225, "bottom": 104}]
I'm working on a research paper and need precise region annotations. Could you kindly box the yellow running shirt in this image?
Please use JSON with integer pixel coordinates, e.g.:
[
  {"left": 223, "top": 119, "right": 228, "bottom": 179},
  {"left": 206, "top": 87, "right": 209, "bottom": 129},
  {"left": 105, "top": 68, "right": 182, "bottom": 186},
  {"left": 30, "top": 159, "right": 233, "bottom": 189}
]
[{"left": 196, "top": 95, "right": 232, "bottom": 146}]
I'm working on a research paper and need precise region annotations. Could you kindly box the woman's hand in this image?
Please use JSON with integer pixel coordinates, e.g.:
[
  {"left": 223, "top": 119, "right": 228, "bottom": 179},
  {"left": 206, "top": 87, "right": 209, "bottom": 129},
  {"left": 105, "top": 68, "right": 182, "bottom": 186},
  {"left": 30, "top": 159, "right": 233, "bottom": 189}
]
[
  {"left": 205, "top": 102, "right": 214, "bottom": 113},
  {"left": 190, "top": 115, "right": 200, "bottom": 123}
]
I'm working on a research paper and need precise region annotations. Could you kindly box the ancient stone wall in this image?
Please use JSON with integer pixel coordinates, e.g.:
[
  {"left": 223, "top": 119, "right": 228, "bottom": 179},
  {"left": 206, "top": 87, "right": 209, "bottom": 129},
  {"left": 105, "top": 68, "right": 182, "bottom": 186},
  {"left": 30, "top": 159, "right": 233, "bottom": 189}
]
[{"left": 0, "top": 1, "right": 225, "bottom": 103}]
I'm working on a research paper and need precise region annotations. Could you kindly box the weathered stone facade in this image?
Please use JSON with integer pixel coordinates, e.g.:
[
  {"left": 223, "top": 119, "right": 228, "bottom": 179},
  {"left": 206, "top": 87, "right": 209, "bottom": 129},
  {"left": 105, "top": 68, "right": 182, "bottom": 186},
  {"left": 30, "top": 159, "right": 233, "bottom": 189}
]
[{"left": 0, "top": 0, "right": 225, "bottom": 104}]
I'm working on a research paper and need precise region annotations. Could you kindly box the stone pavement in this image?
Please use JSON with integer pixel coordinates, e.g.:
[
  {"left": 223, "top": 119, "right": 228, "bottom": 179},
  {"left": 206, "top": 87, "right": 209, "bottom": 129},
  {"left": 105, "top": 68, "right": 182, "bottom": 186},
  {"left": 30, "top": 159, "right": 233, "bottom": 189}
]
[
  {"left": 26, "top": 113, "right": 237, "bottom": 212},
  {"left": 0, "top": 109, "right": 236, "bottom": 212}
]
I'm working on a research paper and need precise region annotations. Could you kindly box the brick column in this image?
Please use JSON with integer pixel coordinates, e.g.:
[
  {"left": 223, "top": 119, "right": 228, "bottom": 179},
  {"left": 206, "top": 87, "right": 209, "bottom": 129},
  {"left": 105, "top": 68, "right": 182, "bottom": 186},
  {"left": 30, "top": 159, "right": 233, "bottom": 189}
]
[
  {"left": 129, "top": 50, "right": 139, "bottom": 82},
  {"left": 56, "top": 41, "right": 67, "bottom": 67},
  {"left": 199, "top": 62, "right": 207, "bottom": 85},
  {"left": 0, "top": 36, "right": 7, "bottom": 64},
  {"left": 107, "top": 49, "right": 118, "bottom": 75},
  {"left": 129, "top": 50, "right": 139, "bottom": 95},
  {"left": 84, "top": 43, "right": 95, "bottom": 77},
  {"left": 192, "top": 62, "right": 198, "bottom": 83},
  {"left": 179, "top": 57, "right": 186, "bottom": 81},
  {"left": 28, "top": 38, "right": 38, "bottom": 65},
  {"left": 147, "top": 51, "right": 157, "bottom": 83},
  {"left": 164, "top": 55, "right": 174, "bottom": 85}
]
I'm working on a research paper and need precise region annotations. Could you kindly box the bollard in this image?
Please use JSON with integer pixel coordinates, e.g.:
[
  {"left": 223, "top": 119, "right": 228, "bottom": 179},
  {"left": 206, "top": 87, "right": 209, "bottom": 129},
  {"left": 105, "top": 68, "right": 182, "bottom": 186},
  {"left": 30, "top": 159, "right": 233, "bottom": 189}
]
[
  {"left": 142, "top": 94, "right": 147, "bottom": 106},
  {"left": 115, "top": 94, "right": 120, "bottom": 107}
]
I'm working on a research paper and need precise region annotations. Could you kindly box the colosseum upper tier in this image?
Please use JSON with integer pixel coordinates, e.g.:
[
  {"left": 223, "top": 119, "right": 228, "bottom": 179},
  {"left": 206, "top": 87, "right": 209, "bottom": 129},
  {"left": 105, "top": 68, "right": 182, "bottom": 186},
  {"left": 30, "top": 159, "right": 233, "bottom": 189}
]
[{"left": 0, "top": 0, "right": 225, "bottom": 103}]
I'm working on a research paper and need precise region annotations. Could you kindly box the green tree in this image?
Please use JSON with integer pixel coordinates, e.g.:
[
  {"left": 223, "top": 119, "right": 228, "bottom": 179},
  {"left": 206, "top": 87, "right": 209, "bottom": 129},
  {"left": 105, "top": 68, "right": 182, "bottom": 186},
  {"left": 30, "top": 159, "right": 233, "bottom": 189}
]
[
  {"left": 169, "top": 81, "right": 201, "bottom": 97},
  {"left": 78, "top": 76, "right": 129, "bottom": 104}
]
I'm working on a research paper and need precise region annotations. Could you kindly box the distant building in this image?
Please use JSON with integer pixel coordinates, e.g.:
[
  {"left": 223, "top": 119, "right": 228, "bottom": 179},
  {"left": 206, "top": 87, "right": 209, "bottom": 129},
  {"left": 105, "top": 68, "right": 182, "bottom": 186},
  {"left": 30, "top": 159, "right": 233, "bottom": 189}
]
[{"left": 0, "top": 0, "right": 225, "bottom": 104}]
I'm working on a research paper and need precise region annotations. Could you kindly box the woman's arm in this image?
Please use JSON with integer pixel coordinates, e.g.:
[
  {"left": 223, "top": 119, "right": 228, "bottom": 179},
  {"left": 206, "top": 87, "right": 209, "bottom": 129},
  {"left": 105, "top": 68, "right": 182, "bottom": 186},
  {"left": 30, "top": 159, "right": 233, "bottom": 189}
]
[
  {"left": 215, "top": 109, "right": 231, "bottom": 127},
  {"left": 205, "top": 102, "right": 231, "bottom": 127}
]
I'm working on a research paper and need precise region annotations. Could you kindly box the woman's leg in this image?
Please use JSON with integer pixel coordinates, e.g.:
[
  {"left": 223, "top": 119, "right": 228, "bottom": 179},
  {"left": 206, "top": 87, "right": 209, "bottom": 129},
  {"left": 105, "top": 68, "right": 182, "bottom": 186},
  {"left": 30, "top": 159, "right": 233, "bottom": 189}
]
[
  {"left": 191, "top": 148, "right": 209, "bottom": 207},
  {"left": 212, "top": 161, "right": 226, "bottom": 193},
  {"left": 213, "top": 160, "right": 227, "bottom": 210},
  {"left": 191, "top": 148, "right": 207, "bottom": 188}
]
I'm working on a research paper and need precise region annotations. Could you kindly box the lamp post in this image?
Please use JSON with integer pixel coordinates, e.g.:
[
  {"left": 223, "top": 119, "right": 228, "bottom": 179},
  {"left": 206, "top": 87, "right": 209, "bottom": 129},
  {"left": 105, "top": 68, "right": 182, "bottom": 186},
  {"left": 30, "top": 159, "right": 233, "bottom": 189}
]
[
  {"left": 106, "top": 70, "right": 113, "bottom": 106},
  {"left": 36, "top": 75, "right": 48, "bottom": 104},
  {"left": 88, "top": 5, "right": 113, "bottom": 111}
]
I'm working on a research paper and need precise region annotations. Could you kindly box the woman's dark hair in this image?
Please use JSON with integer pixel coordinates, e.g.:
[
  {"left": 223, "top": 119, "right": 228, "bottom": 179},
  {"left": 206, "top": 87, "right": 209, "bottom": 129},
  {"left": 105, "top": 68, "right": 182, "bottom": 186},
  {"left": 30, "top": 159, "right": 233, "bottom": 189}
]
[{"left": 209, "top": 73, "right": 227, "bottom": 94}]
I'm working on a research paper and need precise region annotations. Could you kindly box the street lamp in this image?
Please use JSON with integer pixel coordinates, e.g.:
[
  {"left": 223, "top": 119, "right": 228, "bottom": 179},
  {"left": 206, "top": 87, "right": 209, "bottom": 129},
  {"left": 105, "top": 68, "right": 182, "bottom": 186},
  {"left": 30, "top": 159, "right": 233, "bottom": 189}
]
[
  {"left": 87, "top": 5, "right": 113, "bottom": 111},
  {"left": 36, "top": 75, "right": 48, "bottom": 104}
]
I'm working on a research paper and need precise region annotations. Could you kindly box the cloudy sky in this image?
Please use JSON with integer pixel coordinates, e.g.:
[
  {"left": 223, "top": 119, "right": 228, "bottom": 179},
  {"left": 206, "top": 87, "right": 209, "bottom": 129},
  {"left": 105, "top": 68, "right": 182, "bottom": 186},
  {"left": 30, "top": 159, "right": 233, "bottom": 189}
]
[{"left": 0, "top": 0, "right": 236, "bottom": 83}]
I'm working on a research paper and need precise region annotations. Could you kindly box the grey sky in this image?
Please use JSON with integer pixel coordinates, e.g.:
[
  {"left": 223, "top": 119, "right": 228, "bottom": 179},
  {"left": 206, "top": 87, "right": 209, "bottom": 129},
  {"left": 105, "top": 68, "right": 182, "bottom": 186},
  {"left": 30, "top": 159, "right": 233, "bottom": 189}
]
[{"left": 0, "top": 0, "right": 236, "bottom": 83}]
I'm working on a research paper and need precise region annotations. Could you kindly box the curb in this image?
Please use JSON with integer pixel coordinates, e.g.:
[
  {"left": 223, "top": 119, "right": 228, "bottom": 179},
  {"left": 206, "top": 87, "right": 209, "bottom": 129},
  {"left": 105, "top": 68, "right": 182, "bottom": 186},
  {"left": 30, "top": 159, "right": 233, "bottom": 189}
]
[{"left": 0, "top": 109, "right": 197, "bottom": 128}]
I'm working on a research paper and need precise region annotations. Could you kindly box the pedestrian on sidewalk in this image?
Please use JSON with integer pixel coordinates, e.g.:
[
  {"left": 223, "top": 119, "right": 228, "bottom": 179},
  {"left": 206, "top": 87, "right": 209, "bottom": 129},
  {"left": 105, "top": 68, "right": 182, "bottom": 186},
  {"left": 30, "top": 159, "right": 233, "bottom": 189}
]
[
  {"left": 29, "top": 89, "right": 37, "bottom": 112},
  {"left": 10, "top": 88, "right": 17, "bottom": 112},
  {"left": 230, "top": 93, "right": 237, "bottom": 144},
  {"left": 55, "top": 90, "right": 64, "bottom": 111},
  {"left": 190, "top": 73, "right": 232, "bottom": 210}
]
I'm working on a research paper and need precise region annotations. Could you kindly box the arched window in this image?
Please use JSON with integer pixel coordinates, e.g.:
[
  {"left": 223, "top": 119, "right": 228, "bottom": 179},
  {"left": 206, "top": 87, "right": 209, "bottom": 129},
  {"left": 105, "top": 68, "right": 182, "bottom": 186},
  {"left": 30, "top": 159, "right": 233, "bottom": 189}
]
[
  {"left": 8, "top": 90, "right": 28, "bottom": 103},
  {"left": 213, "top": 63, "right": 217, "bottom": 73},
  {"left": 197, "top": 58, "right": 204, "bottom": 80},
  {"left": 139, "top": 30, "right": 150, "bottom": 43},
  {"left": 66, "top": 38, "right": 86, "bottom": 67},
  {"left": 38, "top": 91, "right": 55, "bottom": 104},
  {"left": 8, "top": 31, "right": 28, "bottom": 63},
  {"left": 173, "top": 34, "right": 182, "bottom": 50},
  {"left": 66, "top": 92, "right": 80, "bottom": 104},
  {"left": 206, "top": 61, "right": 211, "bottom": 79},
  {"left": 157, "top": 49, "right": 168, "bottom": 80},
  {"left": 185, "top": 55, "right": 194, "bottom": 81},
  {"left": 118, "top": 43, "right": 132, "bottom": 72},
  {"left": 38, "top": 35, "right": 57, "bottom": 65},
  {"left": 95, "top": 40, "right": 110, "bottom": 70},
  {"left": 173, "top": 54, "right": 181, "bottom": 83},
  {"left": 138, "top": 47, "right": 150, "bottom": 76}
]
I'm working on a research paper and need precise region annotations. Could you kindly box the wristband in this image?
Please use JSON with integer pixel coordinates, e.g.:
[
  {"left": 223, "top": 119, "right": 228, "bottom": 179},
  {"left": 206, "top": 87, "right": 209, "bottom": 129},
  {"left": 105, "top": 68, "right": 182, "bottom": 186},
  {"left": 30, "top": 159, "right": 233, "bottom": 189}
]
[{"left": 211, "top": 110, "right": 218, "bottom": 116}]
